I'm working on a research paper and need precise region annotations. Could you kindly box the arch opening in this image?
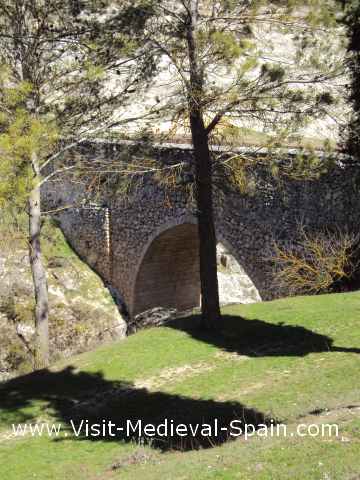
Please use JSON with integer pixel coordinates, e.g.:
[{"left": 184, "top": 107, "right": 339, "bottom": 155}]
[
  {"left": 132, "top": 223, "right": 201, "bottom": 316},
  {"left": 132, "top": 224, "right": 261, "bottom": 317}
]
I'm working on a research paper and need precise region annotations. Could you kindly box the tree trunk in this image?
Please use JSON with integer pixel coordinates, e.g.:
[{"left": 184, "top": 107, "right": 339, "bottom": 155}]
[
  {"left": 29, "top": 153, "right": 50, "bottom": 369},
  {"left": 190, "top": 112, "right": 221, "bottom": 328},
  {"left": 186, "top": 0, "right": 221, "bottom": 328}
]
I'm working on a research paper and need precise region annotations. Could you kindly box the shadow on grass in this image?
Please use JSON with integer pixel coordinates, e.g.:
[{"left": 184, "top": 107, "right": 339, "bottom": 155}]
[
  {"left": 0, "top": 366, "right": 274, "bottom": 451},
  {"left": 166, "top": 314, "right": 360, "bottom": 357},
  {"left": 1, "top": 314, "right": 358, "bottom": 452}
]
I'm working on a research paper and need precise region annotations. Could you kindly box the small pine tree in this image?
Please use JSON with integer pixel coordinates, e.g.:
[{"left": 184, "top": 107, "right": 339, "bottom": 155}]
[{"left": 0, "top": 0, "right": 154, "bottom": 368}]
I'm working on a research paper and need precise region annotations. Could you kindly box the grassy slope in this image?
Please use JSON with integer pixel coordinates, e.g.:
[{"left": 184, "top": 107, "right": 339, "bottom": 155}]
[{"left": 0, "top": 292, "right": 359, "bottom": 480}]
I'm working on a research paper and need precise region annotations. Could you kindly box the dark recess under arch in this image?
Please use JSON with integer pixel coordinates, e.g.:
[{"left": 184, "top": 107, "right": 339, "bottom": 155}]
[{"left": 133, "top": 223, "right": 201, "bottom": 316}]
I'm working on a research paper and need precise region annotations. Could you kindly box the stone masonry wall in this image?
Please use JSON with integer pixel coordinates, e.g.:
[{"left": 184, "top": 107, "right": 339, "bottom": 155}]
[{"left": 42, "top": 141, "right": 360, "bottom": 317}]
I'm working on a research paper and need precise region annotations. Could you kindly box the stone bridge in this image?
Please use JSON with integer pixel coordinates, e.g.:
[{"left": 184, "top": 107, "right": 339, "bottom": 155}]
[{"left": 43, "top": 140, "right": 360, "bottom": 318}]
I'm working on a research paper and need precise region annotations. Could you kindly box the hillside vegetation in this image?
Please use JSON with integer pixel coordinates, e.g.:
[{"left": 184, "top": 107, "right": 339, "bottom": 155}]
[
  {"left": 0, "top": 217, "right": 126, "bottom": 380},
  {"left": 0, "top": 291, "right": 359, "bottom": 479}
]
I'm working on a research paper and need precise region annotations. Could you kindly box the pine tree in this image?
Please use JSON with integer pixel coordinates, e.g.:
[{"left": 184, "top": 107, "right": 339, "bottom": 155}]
[
  {"left": 339, "top": 0, "right": 360, "bottom": 165},
  {"left": 0, "top": 0, "right": 155, "bottom": 367},
  {"left": 107, "top": 0, "right": 343, "bottom": 328}
]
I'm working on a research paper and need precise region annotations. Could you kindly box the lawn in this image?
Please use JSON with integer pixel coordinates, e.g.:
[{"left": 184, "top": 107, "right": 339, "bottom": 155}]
[{"left": 0, "top": 291, "right": 359, "bottom": 479}]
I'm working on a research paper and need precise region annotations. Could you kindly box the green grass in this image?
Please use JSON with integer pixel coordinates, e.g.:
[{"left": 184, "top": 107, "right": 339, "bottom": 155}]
[{"left": 0, "top": 291, "right": 359, "bottom": 479}]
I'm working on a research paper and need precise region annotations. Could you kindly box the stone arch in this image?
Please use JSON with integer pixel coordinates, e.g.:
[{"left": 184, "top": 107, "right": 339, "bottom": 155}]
[
  {"left": 131, "top": 218, "right": 200, "bottom": 316},
  {"left": 131, "top": 219, "right": 261, "bottom": 317}
]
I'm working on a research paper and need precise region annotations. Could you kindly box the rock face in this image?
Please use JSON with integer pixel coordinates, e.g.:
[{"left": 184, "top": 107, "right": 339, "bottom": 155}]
[
  {"left": 129, "top": 307, "right": 178, "bottom": 334},
  {"left": 0, "top": 225, "right": 126, "bottom": 382},
  {"left": 217, "top": 243, "right": 261, "bottom": 305}
]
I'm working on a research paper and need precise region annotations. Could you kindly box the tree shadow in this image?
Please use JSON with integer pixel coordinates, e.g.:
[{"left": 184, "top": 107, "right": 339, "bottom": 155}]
[
  {"left": 0, "top": 366, "right": 275, "bottom": 452},
  {"left": 166, "top": 314, "right": 360, "bottom": 357},
  {"left": 1, "top": 314, "right": 358, "bottom": 453}
]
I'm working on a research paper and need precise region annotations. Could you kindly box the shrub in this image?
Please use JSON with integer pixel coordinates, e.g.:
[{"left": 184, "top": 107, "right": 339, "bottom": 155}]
[{"left": 271, "top": 226, "right": 360, "bottom": 295}]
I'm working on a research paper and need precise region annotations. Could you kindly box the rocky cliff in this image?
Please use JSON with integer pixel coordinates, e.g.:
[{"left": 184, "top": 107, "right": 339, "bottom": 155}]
[
  {"left": 217, "top": 243, "right": 261, "bottom": 305},
  {"left": 0, "top": 220, "right": 126, "bottom": 381}
]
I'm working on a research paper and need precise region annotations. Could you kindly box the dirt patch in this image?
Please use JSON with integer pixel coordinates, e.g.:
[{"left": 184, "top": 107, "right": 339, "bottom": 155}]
[
  {"left": 216, "top": 382, "right": 266, "bottom": 402},
  {"left": 135, "top": 362, "right": 214, "bottom": 390},
  {"left": 110, "top": 447, "right": 158, "bottom": 471},
  {"left": 214, "top": 351, "right": 250, "bottom": 362},
  {"left": 298, "top": 404, "right": 360, "bottom": 425}
]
